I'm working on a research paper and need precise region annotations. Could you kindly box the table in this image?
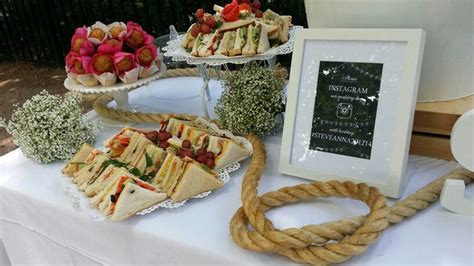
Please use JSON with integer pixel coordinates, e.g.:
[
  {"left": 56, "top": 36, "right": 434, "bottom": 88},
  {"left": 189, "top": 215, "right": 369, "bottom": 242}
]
[{"left": 1, "top": 77, "right": 473, "bottom": 265}]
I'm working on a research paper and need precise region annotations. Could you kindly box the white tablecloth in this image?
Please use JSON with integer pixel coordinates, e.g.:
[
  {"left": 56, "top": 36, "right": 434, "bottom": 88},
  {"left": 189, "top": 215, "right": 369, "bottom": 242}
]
[{"left": 1, "top": 77, "right": 473, "bottom": 265}]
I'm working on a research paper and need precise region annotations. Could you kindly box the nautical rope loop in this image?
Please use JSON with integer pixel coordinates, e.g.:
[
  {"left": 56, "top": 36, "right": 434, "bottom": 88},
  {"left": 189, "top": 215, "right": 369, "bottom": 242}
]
[
  {"left": 93, "top": 68, "right": 474, "bottom": 265},
  {"left": 230, "top": 135, "right": 474, "bottom": 265}
]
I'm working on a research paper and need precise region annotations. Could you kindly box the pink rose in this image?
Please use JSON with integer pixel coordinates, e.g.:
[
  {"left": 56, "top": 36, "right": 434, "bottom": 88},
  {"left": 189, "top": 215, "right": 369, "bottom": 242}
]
[
  {"left": 97, "top": 38, "right": 124, "bottom": 54},
  {"left": 113, "top": 52, "right": 137, "bottom": 77},
  {"left": 65, "top": 52, "right": 91, "bottom": 75},
  {"left": 144, "top": 34, "right": 154, "bottom": 46},
  {"left": 135, "top": 44, "right": 158, "bottom": 67},
  {"left": 89, "top": 52, "right": 115, "bottom": 75},
  {"left": 126, "top": 21, "right": 143, "bottom": 31},
  {"left": 74, "top": 25, "right": 88, "bottom": 36},
  {"left": 70, "top": 34, "right": 95, "bottom": 56}
]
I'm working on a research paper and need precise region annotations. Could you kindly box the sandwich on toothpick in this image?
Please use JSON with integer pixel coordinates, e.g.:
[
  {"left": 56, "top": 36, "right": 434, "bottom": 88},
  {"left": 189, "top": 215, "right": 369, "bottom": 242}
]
[
  {"left": 215, "top": 31, "right": 236, "bottom": 56},
  {"left": 151, "top": 153, "right": 223, "bottom": 202},
  {"left": 242, "top": 24, "right": 257, "bottom": 55},
  {"left": 229, "top": 26, "right": 248, "bottom": 56},
  {"left": 93, "top": 172, "right": 166, "bottom": 220},
  {"left": 62, "top": 143, "right": 96, "bottom": 177},
  {"left": 256, "top": 24, "right": 270, "bottom": 54}
]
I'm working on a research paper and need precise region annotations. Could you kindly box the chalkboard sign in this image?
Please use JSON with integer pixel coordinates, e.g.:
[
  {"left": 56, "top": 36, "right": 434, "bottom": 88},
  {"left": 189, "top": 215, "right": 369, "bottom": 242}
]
[
  {"left": 280, "top": 29, "right": 426, "bottom": 198},
  {"left": 310, "top": 61, "right": 383, "bottom": 159}
]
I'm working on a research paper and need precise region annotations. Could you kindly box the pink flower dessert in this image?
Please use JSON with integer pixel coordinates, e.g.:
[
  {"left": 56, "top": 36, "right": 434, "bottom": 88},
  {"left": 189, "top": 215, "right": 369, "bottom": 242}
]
[
  {"left": 65, "top": 52, "right": 98, "bottom": 86},
  {"left": 136, "top": 44, "right": 161, "bottom": 78},
  {"left": 70, "top": 28, "right": 95, "bottom": 56},
  {"left": 114, "top": 52, "right": 139, "bottom": 83},
  {"left": 124, "top": 21, "right": 153, "bottom": 49},
  {"left": 90, "top": 52, "right": 117, "bottom": 86},
  {"left": 136, "top": 44, "right": 157, "bottom": 67},
  {"left": 97, "top": 38, "right": 124, "bottom": 54}
]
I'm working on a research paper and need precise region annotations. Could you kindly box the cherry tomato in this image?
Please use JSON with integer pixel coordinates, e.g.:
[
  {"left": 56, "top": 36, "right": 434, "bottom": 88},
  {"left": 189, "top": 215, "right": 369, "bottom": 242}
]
[
  {"left": 196, "top": 154, "right": 207, "bottom": 163},
  {"left": 205, "top": 16, "right": 217, "bottom": 28},
  {"left": 182, "top": 139, "right": 192, "bottom": 149},
  {"left": 196, "top": 148, "right": 206, "bottom": 156},
  {"left": 158, "top": 130, "right": 170, "bottom": 141},
  {"left": 252, "top": 0, "right": 261, "bottom": 10},
  {"left": 253, "top": 9, "right": 263, "bottom": 18},
  {"left": 195, "top": 8, "right": 205, "bottom": 20},
  {"left": 190, "top": 24, "right": 200, "bottom": 37},
  {"left": 206, "top": 158, "right": 216, "bottom": 169},
  {"left": 183, "top": 150, "right": 195, "bottom": 159},
  {"left": 145, "top": 131, "right": 159, "bottom": 143},
  {"left": 200, "top": 23, "right": 211, "bottom": 34}
]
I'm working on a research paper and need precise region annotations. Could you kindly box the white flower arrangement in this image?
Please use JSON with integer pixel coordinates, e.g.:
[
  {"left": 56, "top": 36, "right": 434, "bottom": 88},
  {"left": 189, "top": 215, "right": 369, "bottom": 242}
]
[
  {"left": 0, "top": 90, "right": 96, "bottom": 163},
  {"left": 215, "top": 63, "right": 286, "bottom": 137}
]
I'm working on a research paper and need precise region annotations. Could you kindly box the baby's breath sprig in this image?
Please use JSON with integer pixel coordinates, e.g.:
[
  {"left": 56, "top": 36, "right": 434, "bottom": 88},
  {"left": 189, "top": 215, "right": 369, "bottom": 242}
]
[
  {"left": 215, "top": 63, "right": 286, "bottom": 137},
  {"left": 0, "top": 90, "right": 96, "bottom": 163}
]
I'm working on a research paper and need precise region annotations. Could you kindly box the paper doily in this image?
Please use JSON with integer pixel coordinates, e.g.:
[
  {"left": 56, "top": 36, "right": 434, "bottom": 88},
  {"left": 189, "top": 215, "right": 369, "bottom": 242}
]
[
  {"left": 163, "top": 26, "right": 303, "bottom": 66},
  {"left": 136, "top": 162, "right": 240, "bottom": 215}
]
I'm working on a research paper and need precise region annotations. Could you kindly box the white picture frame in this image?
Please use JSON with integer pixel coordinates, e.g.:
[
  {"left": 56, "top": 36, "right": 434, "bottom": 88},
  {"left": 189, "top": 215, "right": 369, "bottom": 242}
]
[{"left": 279, "top": 28, "right": 425, "bottom": 198}]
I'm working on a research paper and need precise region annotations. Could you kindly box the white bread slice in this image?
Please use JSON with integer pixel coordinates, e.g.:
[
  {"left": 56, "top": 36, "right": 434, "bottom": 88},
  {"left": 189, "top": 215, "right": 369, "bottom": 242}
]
[
  {"left": 84, "top": 166, "right": 130, "bottom": 197},
  {"left": 242, "top": 25, "right": 256, "bottom": 55},
  {"left": 214, "top": 140, "right": 250, "bottom": 170},
  {"left": 198, "top": 33, "right": 214, "bottom": 57},
  {"left": 229, "top": 27, "right": 247, "bottom": 56},
  {"left": 170, "top": 161, "right": 223, "bottom": 202},
  {"left": 83, "top": 165, "right": 115, "bottom": 196},
  {"left": 257, "top": 25, "right": 270, "bottom": 54},
  {"left": 180, "top": 24, "right": 196, "bottom": 49},
  {"left": 97, "top": 175, "right": 132, "bottom": 215},
  {"left": 256, "top": 21, "right": 279, "bottom": 38},
  {"left": 161, "top": 155, "right": 185, "bottom": 196},
  {"left": 215, "top": 31, "right": 235, "bottom": 56},
  {"left": 62, "top": 143, "right": 95, "bottom": 177},
  {"left": 191, "top": 33, "right": 204, "bottom": 57},
  {"left": 181, "top": 33, "right": 196, "bottom": 49},
  {"left": 217, "top": 19, "right": 255, "bottom": 33},
  {"left": 117, "top": 132, "right": 141, "bottom": 162},
  {"left": 165, "top": 118, "right": 193, "bottom": 136},
  {"left": 90, "top": 172, "right": 121, "bottom": 207},
  {"left": 213, "top": 4, "right": 224, "bottom": 13},
  {"left": 262, "top": 9, "right": 281, "bottom": 24},
  {"left": 181, "top": 124, "right": 207, "bottom": 145},
  {"left": 73, "top": 153, "right": 108, "bottom": 186},
  {"left": 210, "top": 32, "right": 223, "bottom": 55},
  {"left": 279, "top": 16, "right": 292, "bottom": 43},
  {"left": 105, "top": 128, "right": 141, "bottom": 158},
  {"left": 151, "top": 153, "right": 184, "bottom": 193},
  {"left": 119, "top": 132, "right": 153, "bottom": 164},
  {"left": 111, "top": 182, "right": 167, "bottom": 221},
  {"left": 132, "top": 144, "right": 167, "bottom": 176}
]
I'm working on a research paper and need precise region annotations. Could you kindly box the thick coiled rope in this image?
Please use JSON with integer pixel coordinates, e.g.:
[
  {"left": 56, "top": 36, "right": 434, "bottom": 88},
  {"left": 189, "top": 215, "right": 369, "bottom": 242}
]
[{"left": 230, "top": 135, "right": 473, "bottom": 265}]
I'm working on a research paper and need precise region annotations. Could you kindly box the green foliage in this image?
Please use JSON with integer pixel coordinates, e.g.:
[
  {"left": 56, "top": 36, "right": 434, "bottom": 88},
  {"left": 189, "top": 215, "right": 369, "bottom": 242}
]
[
  {"left": 215, "top": 63, "right": 286, "bottom": 137},
  {"left": 0, "top": 0, "right": 308, "bottom": 66}
]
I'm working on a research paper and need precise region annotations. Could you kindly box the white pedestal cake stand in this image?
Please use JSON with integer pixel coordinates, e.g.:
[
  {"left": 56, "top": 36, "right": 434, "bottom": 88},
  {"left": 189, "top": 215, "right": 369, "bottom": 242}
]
[
  {"left": 64, "top": 65, "right": 167, "bottom": 126},
  {"left": 163, "top": 25, "right": 303, "bottom": 118}
]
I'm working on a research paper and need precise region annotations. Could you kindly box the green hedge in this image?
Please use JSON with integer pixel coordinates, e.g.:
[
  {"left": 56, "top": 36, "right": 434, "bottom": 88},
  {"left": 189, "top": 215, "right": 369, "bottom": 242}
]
[{"left": 0, "top": 0, "right": 307, "bottom": 66}]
